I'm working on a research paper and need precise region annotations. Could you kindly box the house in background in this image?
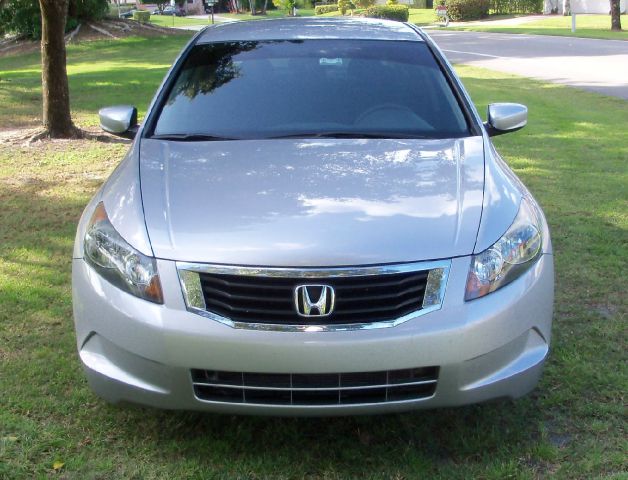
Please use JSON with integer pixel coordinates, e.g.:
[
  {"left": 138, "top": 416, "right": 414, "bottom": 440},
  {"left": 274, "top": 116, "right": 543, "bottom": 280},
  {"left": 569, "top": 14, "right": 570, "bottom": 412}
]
[
  {"left": 134, "top": 0, "right": 206, "bottom": 14},
  {"left": 544, "top": 0, "right": 626, "bottom": 14},
  {"left": 181, "top": 0, "right": 206, "bottom": 14}
]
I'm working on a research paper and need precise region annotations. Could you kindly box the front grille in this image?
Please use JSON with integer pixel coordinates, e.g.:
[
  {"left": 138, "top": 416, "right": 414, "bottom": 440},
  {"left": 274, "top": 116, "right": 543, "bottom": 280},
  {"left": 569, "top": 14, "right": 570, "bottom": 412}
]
[
  {"left": 191, "top": 367, "right": 439, "bottom": 406},
  {"left": 197, "top": 270, "right": 429, "bottom": 325}
]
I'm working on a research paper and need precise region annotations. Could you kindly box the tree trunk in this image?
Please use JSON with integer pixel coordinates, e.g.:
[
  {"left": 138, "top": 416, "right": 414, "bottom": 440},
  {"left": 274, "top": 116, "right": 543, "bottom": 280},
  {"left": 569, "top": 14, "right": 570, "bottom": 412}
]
[
  {"left": 250, "top": 0, "right": 257, "bottom": 15},
  {"left": 262, "top": 0, "right": 268, "bottom": 14},
  {"left": 610, "top": 0, "right": 622, "bottom": 30},
  {"left": 39, "top": 0, "right": 75, "bottom": 138}
]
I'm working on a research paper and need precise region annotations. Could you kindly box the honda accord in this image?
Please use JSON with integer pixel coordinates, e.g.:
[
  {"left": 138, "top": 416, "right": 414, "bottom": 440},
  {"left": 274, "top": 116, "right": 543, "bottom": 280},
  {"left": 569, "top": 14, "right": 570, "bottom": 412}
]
[{"left": 72, "top": 17, "right": 554, "bottom": 415}]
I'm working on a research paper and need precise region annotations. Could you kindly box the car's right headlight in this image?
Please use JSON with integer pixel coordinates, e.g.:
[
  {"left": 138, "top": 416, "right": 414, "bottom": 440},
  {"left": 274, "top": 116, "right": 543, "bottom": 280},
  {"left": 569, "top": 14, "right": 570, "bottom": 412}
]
[
  {"left": 465, "top": 196, "right": 543, "bottom": 301},
  {"left": 83, "top": 202, "right": 163, "bottom": 304}
]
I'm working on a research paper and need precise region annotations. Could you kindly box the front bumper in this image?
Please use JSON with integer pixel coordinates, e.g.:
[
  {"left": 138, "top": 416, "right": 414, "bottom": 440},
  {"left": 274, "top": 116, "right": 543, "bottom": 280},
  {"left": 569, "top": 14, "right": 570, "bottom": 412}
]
[{"left": 72, "top": 255, "right": 553, "bottom": 416}]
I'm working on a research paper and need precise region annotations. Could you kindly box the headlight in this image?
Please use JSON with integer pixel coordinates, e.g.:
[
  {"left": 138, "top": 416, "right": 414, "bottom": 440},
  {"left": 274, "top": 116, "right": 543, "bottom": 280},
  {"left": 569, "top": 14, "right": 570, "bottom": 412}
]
[
  {"left": 83, "top": 202, "right": 163, "bottom": 304},
  {"left": 465, "top": 197, "right": 543, "bottom": 301}
]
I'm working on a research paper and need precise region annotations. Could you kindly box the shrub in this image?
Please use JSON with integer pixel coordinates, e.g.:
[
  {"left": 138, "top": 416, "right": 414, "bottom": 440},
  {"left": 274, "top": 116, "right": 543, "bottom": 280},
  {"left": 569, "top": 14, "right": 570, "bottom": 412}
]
[
  {"left": 364, "top": 4, "right": 409, "bottom": 20},
  {"left": 132, "top": 10, "right": 151, "bottom": 22},
  {"left": 315, "top": 4, "right": 339, "bottom": 13},
  {"left": 0, "top": 0, "right": 108, "bottom": 39},
  {"left": 441, "top": 0, "right": 489, "bottom": 20},
  {"left": 386, "top": 0, "right": 398, "bottom": 5},
  {"left": 489, "top": 0, "right": 542, "bottom": 14},
  {"left": 69, "top": 0, "right": 109, "bottom": 22},
  {"left": 0, "top": 0, "right": 41, "bottom": 38}
]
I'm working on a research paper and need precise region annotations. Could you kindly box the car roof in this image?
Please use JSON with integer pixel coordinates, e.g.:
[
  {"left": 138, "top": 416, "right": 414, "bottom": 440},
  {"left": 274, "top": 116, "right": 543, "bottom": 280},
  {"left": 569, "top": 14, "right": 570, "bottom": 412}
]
[{"left": 196, "top": 17, "right": 423, "bottom": 43}]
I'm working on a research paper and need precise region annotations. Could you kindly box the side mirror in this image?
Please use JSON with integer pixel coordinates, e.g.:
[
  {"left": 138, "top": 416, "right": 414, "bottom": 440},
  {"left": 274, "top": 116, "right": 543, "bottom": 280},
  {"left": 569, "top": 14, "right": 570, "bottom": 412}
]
[
  {"left": 485, "top": 103, "right": 527, "bottom": 137},
  {"left": 99, "top": 105, "right": 138, "bottom": 139}
]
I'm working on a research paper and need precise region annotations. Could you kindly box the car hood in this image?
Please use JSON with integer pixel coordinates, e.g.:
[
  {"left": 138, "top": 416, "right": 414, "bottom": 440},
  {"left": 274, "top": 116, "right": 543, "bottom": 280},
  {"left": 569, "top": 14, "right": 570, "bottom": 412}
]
[{"left": 139, "top": 137, "right": 485, "bottom": 266}]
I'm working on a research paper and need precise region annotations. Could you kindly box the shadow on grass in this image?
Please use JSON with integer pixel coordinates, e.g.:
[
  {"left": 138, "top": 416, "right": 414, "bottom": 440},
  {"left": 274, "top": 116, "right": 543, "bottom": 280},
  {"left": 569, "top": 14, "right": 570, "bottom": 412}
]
[{"left": 107, "top": 398, "right": 545, "bottom": 476}]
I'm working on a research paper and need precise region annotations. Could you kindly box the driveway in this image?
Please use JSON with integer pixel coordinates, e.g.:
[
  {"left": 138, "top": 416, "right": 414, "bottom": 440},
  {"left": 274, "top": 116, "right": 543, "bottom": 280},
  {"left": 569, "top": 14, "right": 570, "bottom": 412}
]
[{"left": 427, "top": 30, "right": 628, "bottom": 99}]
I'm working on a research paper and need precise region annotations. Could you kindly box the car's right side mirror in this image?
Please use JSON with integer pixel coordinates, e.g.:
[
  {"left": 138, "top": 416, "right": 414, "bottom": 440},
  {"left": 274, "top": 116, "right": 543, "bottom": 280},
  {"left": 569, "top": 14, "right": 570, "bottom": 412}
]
[
  {"left": 99, "top": 105, "right": 138, "bottom": 139},
  {"left": 485, "top": 103, "right": 527, "bottom": 137}
]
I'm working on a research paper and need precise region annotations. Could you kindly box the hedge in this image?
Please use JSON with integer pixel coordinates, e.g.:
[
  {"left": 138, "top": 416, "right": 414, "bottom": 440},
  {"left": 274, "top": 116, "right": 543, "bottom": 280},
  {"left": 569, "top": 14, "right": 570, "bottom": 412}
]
[
  {"left": 132, "top": 10, "right": 151, "bottom": 22},
  {"left": 364, "top": 4, "right": 409, "bottom": 21},
  {"left": 315, "top": 4, "right": 339, "bottom": 13},
  {"left": 489, "top": 0, "right": 542, "bottom": 14},
  {"left": 440, "top": 0, "right": 488, "bottom": 20},
  {"left": 0, "top": 0, "right": 108, "bottom": 39}
]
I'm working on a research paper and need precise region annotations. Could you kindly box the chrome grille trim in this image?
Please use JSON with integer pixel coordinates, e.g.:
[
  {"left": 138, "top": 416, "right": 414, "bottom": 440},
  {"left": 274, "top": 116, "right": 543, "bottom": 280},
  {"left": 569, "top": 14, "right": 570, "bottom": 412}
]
[
  {"left": 177, "top": 260, "right": 450, "bottom": 278},
  {"left": 177, "top": 260, "right": 450, "bottom": 332},
  {"left": 190, "top": 367, "right": 439, "bottom": 406},
  {"left": 191, "top": 379, "right": 437, "bottom": 392}
]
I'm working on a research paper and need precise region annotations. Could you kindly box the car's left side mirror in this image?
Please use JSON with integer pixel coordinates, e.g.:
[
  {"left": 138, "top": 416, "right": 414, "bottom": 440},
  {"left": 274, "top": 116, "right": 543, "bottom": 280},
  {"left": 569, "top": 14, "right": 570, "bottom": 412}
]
[
  {"left": 485, "top": 103, "right": 527, "bottom": 137},
  {"left": 99, "top": 105, "right": 138, "bottom": 139}
]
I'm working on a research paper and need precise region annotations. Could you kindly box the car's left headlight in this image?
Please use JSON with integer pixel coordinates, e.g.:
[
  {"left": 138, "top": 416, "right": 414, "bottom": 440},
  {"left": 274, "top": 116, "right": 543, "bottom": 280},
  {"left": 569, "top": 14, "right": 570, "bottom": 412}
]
[
  {"left": 465, "top": 196, "right": 543, "bottom": 301},
  {"left": 83, "top": 202, "right": 163, "bottom": 304}
]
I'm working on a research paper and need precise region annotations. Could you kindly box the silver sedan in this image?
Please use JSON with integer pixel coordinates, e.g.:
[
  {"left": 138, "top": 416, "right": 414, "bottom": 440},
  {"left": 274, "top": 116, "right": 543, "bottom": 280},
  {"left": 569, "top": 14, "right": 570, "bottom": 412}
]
[{"left": 72, "top": 17, "right": 554, "bottom": 415}]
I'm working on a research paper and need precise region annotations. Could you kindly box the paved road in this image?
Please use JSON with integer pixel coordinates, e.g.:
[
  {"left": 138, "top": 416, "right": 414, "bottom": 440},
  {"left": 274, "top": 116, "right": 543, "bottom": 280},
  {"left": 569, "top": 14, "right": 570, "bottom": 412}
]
[{"left": 427, "top": 30, "right": 628, "bottom": 99}]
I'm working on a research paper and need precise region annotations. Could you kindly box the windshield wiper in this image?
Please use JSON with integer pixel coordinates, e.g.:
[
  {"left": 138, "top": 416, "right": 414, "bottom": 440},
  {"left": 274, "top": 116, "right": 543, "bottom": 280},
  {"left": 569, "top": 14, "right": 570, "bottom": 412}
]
[
  {"left": 150, "top": 132, "right": 430, "bottom": 141},
  {"left": 267, "top": 131, "right": 428, "bottom": 140},
  {"left": 149, "top": 133, "right": 238, "bottom": 141}
]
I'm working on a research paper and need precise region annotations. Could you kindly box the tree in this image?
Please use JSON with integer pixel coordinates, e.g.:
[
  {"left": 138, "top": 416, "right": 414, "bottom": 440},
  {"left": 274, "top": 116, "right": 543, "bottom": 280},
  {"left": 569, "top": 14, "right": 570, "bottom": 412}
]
[
  {"left": 39, "top": 0, "right": 76, "bottom": 138},
  {"left": 1, "top": 0, "right": 108, "bottom": 39},
  {"left": 610, "top": 0, "right": 622, "bottom": 30},
  {"left": 272, "top": 0, "right": 295, "bottom": 15},
  {"left": 354, "top": 0, "right": 375, "bottom": 8}
]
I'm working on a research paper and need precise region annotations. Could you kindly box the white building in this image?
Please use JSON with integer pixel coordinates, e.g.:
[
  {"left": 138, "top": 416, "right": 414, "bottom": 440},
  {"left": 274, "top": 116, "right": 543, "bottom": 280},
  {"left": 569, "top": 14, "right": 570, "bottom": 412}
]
[{"left": 544, "top": 0, "right": 627, "bottom": 14}]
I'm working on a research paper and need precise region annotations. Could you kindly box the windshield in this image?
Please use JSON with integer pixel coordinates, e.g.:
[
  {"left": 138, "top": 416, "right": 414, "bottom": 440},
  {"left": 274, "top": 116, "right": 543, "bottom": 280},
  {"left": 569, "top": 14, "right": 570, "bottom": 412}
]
[{"left": 152, "top": 39, "right": 470, "bottom": 140}]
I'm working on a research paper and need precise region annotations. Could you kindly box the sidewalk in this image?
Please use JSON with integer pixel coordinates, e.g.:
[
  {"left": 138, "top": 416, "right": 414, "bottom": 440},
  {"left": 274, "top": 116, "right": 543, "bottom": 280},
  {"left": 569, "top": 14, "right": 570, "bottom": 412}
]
[
  {"left": 450, "top": 14, "right": 547, "bottom": 27},
  {"left": 187, "top": 14, "right": 240, "bottom": 22}
]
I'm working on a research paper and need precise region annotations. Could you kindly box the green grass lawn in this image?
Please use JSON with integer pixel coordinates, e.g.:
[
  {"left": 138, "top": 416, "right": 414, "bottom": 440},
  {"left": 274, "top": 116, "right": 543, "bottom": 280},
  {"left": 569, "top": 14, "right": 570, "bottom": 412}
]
[
  {"left": 408, "top": 8, "right": 439, "bottom": 25},
  {"left": 0, "top": 35, "right": 627, "bottom": 478},
  {"left": 454, "top": 13, "right": 627, "bottom": 40}
]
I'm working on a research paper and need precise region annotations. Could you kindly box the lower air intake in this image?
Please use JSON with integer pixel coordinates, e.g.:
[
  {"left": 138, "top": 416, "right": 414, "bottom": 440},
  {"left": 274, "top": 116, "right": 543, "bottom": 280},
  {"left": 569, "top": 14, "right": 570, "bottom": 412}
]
[{"left": 191, "top": 367, "right": 438, "bottom": 406}]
